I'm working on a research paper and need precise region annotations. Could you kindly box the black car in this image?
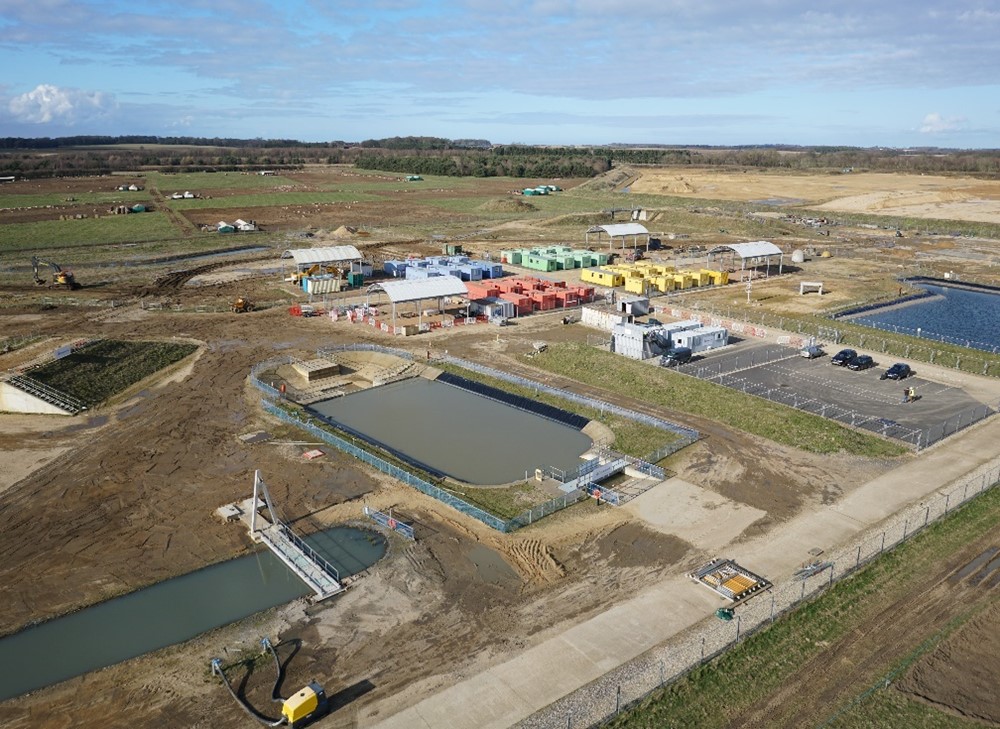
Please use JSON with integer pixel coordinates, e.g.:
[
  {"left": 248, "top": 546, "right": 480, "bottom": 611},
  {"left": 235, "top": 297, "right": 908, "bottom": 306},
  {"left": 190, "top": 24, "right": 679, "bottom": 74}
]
[
  {"left": 660, "top": 346, "right": 694, "bottom": 367},
  {"left": 846, "top": 354, "right": 875, "bottom": 371},
  {"left": 881, "top": 363, "right": 912, "bottom": 380},
  {"left": 831, "top": 348, "right": 857, "bottom": 366}
]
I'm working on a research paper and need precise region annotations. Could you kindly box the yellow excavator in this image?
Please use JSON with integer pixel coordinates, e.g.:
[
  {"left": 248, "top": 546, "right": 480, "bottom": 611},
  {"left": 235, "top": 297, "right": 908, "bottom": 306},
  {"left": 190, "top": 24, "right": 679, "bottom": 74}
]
[
  {"left": 286, "top": 264, "right": 340, "bottom": 285},
  {"left": 32, "top": 256, "right": 81, "bottom": 289},
  {"left": 232, "top": 297, "right": 255, "bottom": 313}
]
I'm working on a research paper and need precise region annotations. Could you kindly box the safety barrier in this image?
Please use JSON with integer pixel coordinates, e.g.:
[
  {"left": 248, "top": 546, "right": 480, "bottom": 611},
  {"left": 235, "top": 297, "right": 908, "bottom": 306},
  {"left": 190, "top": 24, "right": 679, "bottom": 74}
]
[{"left": 364, "top": 505, "right": 416, "bottom": 540}]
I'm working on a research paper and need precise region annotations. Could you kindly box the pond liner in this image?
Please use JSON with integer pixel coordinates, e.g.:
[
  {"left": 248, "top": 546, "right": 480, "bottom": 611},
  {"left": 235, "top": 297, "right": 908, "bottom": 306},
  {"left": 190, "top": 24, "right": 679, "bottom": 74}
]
[{"left": 435, "top": 371, "right": 590, "bottom": 430}]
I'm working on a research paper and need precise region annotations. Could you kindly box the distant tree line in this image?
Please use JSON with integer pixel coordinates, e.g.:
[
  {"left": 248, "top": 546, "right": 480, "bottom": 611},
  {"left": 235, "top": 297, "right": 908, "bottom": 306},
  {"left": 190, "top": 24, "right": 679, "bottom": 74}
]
[
  {"left": 354, "top": 150, "right": 612, "bottom": 178},
  {"left": 2, "top": 135, "right": 999, "bottom": 179}
]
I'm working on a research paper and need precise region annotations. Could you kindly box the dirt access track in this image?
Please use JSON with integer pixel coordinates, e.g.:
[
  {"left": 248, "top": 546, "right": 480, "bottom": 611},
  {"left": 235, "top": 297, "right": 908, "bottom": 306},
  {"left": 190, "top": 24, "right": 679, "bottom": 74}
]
[{"left": 630, "top": 168, "right": 1000, "bottom": 224}]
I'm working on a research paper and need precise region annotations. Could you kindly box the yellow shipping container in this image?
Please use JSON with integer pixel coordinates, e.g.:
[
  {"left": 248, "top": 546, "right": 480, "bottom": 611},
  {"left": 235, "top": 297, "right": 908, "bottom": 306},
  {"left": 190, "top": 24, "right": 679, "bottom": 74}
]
[
  {"left": 650, "top": 276, "right": 675, "bottom": 292},
  {"left": 581, "top": 268, "right": 624, "bottom": 287},
  {"left": 701, "top": 269, "right": 729, "bottom": 285},
  {"left": 673, "top": 273, "right": 694, "bottom": 289},
  {"left": 624, "top": 277, "right": 648, "bottom": 294}
]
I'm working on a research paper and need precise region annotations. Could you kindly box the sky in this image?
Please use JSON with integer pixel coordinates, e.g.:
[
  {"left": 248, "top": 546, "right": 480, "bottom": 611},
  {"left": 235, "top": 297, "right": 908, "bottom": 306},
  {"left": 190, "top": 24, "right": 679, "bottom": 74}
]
[{"left": 1, "top": 0, "right": 999, "bottom": 148}]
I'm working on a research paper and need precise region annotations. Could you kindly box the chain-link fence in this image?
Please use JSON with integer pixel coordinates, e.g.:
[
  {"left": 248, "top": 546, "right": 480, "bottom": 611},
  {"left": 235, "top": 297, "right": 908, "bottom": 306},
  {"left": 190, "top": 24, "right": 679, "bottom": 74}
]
[
  {"left": 670, "top": 345, "right": 997, "bottom": 450},
  {"left": 659, "top": 299, "right": 1000, "bottom": 378},
  {"left": 515, "top": 458, "right": 1000, "bottom": 729},
  {"left": 249, "top": 350, "right": 699, "bottom": 534}
]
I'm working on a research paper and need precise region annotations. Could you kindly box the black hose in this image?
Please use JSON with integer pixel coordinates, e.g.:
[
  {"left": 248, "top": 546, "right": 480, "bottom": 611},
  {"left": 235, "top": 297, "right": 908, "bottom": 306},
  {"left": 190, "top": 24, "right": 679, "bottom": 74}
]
[{"left": 210, "top": 640, "right": 287, "bottom": 727}]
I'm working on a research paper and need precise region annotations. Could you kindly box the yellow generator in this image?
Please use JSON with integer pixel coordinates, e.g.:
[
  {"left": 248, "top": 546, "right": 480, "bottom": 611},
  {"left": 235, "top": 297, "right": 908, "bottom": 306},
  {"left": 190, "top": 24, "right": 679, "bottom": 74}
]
[{"left": 283, "top": 682, "right": 329, "bottom": 727}]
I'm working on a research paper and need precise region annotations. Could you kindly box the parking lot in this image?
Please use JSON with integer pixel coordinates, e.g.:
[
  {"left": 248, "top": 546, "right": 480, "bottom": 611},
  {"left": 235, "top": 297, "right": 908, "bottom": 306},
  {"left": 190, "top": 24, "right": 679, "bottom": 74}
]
[{"left": 677, "top": 342, "right": 997, "bottom": 447}]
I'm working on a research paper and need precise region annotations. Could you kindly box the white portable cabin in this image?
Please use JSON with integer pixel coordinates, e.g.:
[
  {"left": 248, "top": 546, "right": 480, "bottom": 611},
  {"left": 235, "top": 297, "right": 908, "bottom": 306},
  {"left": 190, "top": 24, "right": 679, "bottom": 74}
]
[
  {"left": 470, "top": 297, "right": 516, "bottom": 320},
  {"left": 617, "top": 295, "right": 650, "bottom": 317},
  {"left": 581, "top": 304, "right": 632, "bottom": 331},
  {"left": 671, "top": 325, "right": 729, "bottom": 353},
  {"left": 611, "top": 322, "right": 674, "bottom": 360}
]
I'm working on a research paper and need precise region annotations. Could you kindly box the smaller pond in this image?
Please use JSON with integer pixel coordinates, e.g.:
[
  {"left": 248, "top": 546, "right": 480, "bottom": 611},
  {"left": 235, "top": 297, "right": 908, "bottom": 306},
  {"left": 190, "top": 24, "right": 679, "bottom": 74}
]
[{"left": 0, "top": 526, "right": 385, "bottom": 702}]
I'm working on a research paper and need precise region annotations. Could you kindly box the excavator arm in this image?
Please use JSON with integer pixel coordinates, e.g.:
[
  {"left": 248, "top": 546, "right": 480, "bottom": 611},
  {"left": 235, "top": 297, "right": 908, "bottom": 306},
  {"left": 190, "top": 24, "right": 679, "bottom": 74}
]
[{"left": 31, "top": 256, "right": 78, "bottom": 289}]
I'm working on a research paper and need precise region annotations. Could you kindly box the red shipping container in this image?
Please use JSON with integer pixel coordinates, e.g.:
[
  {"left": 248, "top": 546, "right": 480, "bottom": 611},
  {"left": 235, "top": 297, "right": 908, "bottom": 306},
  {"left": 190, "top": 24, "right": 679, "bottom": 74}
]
[
  {"left": 466, "top": 283, "right": 499, "bottom": 299},
  {"left": 551, "top": 280, "right": 567, "bottom": 289}
]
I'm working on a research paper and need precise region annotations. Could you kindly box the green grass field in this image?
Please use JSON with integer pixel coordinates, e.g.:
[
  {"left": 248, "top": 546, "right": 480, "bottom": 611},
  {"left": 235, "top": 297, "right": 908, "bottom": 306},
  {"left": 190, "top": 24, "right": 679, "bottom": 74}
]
[
  {"left": 0, "top": 212, "right": 190, "bottom": 251},
  {"left": 526, "top": 342, "right": 906, "bottom": 457},
  {"left": 0, "top": 191, "right": 150, "bottom": 208},
  {"left": 26, "top": 340, "right": 198, "bottom": 406},
  {"left": 610, "top": 484, "right": 1000, "bottom": 729}
]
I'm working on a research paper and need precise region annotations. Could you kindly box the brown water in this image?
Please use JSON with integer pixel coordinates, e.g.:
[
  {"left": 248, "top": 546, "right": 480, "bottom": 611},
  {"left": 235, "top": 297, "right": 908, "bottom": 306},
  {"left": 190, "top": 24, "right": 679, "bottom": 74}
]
[{"left": 309, "top": 377, "right": 592, "bottom": 485}]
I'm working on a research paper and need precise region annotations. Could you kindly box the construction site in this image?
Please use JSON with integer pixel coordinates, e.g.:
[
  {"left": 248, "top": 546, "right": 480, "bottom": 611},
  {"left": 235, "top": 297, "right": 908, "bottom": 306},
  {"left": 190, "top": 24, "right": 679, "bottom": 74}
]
[{"left": 1, "top": 162, "right": 1000, "bottom": 728}]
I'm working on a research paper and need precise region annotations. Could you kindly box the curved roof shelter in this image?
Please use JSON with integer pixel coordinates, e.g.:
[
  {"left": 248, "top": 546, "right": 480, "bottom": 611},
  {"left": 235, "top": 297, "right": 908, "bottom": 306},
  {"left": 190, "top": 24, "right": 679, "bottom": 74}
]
[
  {"left": 282, "top": 246, "right": 363, "bottom": 269},
  {"left": 585, "top": 223, "right": 651, "bottom": 253},
  {"left": 366, "top": 277, "right": 469, "bottom": 329},
  {"left": 708, "top": 241, "right": 785, "bottom": 277}
]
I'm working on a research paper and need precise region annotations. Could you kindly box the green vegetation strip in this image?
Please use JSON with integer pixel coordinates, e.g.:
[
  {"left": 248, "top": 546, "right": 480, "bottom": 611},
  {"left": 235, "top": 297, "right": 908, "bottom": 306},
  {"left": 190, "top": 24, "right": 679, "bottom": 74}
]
[
  {"left": 27, "top": 340, "right": 198, "bottom": 406},
  {"left": 610, "top": 484, "right": 1000, "bottom": 729},
  {"left": 528, "top": 343, "right": 905, "bottom": 457},
  {"left": 0, "top": 213, "right": 191, "bottom": 250},
  {"left": 434, "top": 361, "right": 681, "bottom": 459},
  {"left": 0, "top": 191, "right": 149, "bottom": 208}
]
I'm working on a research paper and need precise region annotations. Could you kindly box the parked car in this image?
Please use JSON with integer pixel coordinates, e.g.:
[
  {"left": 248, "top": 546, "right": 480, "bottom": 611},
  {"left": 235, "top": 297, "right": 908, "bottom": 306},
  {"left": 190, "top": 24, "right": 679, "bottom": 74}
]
[
  {"left": 831, "top": 348, "right": 857, "bottom": 366},
  {"left": 847, "top": 354, "right": 875, "bottom": 371},
  {"left": 800, "top": 345, "right": 824, "bottom": 359},
  {"left": 881, "top": 363, "right": 912, "bottom": 380},
  {"left": 660, "top": 346, "right": 694, "bottom": 367}
]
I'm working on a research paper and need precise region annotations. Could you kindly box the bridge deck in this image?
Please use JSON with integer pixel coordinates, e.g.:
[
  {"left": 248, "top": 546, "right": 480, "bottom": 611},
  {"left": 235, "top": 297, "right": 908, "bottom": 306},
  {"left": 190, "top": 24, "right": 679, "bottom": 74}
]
[{"left": 234, "top": 497, "right": 343, "bottom": 601}]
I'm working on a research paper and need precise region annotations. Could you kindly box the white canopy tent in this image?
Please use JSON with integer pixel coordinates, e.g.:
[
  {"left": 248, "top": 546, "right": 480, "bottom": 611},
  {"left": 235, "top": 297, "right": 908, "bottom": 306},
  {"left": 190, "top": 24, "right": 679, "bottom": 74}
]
[
  {"left": 707, "top": 241, "right": 785, "bottom": 278},
  {"left": 366, "top": 277, "right": 469, "bottom": 329},
  {"left": 584, "top": 223, "right": 651, "bottom": 255},
  {"left": 282, "top": 246, "right": 363, "bottom": 271}
]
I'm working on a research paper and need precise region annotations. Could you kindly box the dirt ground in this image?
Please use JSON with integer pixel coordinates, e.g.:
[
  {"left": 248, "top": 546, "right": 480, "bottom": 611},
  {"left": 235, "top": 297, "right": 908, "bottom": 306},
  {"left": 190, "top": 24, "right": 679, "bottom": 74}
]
[
  {"left": 630, "top": 168, "right": 1000, "bottom": 223},
  {"left": 0, "top": 166, "right": 997, "bottom": 728},
  {"left": 0, "top": 262, "right": 885, "bottom": 728}
]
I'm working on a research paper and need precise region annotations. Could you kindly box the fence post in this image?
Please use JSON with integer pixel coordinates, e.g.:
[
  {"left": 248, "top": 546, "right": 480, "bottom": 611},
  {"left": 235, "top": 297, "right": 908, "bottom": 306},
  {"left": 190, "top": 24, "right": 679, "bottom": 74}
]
[
  {"left": 856, "top": 545, "right": 861, "bottom": 569},
  {"left": 945, "top": 493, "right": 950, "bottom": 513},
  {"left": 924, "top": 505, "right": 930, "bottom": 526},
  {"left": 829, "top": 564, "right": 835, "bottom": 587},
  {"left": 880, "top": 531, "right": 886, "bottom": 554},
  {"left": 770, "top": 591, "right": 775, "bottom": 623},
  {"left": 660, "top": 660, "right": 665, "bottom": 688},
  {"left": 616, "top": 684, "right": 621, "bottom": 714},
  {"left": 902, "top": 518, "right": 908, "bottom": 540},
  {"left": 701, "top": 635, "right": 706, "bottom": 662},
  {"left": 801, "top": 580, "right": 806, "bottom": 600}
]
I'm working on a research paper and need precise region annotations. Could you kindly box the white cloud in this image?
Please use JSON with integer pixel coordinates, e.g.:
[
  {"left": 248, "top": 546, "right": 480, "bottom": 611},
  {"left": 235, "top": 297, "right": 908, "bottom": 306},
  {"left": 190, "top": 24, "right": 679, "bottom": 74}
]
[
  {"left": 919, "top": 112, "right": 966, "bottom": 134},
  {"left": 8, "top": 84, "right": 117, "bottom": 124}
]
